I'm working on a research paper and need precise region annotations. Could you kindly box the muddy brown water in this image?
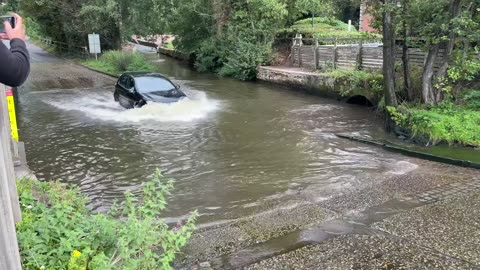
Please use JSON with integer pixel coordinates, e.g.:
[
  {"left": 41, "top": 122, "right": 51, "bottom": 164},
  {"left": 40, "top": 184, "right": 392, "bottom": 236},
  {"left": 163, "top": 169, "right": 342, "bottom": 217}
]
[{"left": 18, "top": 48, "right": 422, "bottom": 223}]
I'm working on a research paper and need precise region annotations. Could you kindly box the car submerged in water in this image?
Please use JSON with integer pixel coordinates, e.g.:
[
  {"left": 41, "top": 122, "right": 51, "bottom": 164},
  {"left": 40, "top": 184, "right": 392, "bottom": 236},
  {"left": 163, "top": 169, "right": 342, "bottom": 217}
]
[{"left": 114, "top": 72, "right": 186, "bottom": 109}]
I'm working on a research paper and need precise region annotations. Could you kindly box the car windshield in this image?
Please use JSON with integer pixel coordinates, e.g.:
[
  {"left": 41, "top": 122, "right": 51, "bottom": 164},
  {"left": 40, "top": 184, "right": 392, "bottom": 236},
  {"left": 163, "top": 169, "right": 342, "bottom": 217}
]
[{"left": 135, "top": 77, "right": 176, "bottom": 93}]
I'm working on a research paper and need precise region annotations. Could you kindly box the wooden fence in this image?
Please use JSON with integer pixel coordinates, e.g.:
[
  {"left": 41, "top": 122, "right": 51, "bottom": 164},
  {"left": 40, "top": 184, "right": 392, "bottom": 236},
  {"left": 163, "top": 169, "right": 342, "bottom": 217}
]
[
  {"left": 292, "top": 37, "right": 446, "bottom": 71},
  {"left": 0, "top": 84, "right": 22, "bottom": 270}
]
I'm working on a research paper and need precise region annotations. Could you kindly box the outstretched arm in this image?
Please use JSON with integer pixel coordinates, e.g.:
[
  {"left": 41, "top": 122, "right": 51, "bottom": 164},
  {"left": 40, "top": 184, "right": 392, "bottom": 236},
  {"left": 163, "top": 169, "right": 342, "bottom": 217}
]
[{"left": 0, "top": 13, "right": 30, "bottom": 87}]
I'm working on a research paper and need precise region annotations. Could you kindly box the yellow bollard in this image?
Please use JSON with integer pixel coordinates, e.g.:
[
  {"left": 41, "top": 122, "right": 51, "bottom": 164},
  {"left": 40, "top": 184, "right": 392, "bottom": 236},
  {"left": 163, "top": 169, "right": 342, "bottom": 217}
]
[{"left": 5, "top": 88, "right": 18, "bottom": 142}]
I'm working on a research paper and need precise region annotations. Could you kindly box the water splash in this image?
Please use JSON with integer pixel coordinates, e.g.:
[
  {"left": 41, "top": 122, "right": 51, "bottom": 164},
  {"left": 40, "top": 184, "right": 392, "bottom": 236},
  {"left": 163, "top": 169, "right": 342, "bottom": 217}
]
[{"left": 43, "top": 88, "right": 221, "bottom": 123}]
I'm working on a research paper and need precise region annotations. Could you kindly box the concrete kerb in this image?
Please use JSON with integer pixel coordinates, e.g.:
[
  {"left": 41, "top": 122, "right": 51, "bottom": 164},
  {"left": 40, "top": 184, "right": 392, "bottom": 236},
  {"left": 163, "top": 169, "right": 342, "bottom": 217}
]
[
  {"left": 336, "top": 134, "right": 480, "bottom": 170},
  {"left": 77, "top": 64, "right": 119, "bottom": 79}
]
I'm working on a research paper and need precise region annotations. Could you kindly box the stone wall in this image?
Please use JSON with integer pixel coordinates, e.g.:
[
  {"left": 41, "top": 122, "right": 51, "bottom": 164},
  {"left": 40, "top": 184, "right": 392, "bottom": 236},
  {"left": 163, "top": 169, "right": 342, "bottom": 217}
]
[
  {"left": 257, "top": 66, "right": 381, "bottom": 105},
  {"left": 157, "top": 47, "right": 192, "bottom": 62}
]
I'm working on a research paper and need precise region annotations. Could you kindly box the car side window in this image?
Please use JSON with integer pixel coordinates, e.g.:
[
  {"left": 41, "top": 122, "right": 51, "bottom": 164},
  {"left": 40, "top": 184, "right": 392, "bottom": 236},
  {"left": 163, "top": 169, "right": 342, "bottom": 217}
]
[
  {"left": 118, "top": 75, "right": 127, "bottom": 88},
  {"left": 126, "top": 77, "right": 134, "bottom": 90}
]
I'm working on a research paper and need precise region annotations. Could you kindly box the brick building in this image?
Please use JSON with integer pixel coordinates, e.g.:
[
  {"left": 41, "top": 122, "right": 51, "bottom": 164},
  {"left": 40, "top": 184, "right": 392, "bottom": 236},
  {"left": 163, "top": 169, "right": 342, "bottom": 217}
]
[{"left": 359, "top": 1, "right": 376, "bottom": 33}]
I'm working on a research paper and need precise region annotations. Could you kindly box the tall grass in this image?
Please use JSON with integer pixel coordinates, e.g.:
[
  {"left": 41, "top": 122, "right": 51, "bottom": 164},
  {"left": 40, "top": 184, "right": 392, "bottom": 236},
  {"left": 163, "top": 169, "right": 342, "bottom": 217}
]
[{"left": 83, "top": 51, "right": 155, "bottom": 75}]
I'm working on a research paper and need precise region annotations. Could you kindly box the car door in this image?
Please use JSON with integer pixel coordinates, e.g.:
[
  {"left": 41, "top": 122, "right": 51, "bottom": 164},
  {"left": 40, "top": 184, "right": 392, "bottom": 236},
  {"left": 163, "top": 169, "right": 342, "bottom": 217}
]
[
  {"left": 116, "top": 75, "right": 129, "bottom": 98},
  {"left": 117, "top": 76, "right": 136, "bottom": 108},
  {"left": 124, "top": 77, "right": 137, "bottom": 104}
]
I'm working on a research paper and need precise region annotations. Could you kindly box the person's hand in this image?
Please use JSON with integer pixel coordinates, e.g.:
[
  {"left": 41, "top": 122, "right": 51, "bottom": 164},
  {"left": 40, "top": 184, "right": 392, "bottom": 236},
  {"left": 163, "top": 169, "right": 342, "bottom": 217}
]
[{"left": 0, "top": 14, "right": 25, "bottom": 41}]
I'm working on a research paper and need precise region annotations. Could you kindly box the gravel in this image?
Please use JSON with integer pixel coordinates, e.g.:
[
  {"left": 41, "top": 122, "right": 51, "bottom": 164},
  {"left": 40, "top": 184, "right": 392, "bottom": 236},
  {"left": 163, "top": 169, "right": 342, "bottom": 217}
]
[
  {"left": 245, "top": 234, "right": 476, "bottom": 270},
  {"left": 374, "top": 191, "right": 480, "bottom": 267}
]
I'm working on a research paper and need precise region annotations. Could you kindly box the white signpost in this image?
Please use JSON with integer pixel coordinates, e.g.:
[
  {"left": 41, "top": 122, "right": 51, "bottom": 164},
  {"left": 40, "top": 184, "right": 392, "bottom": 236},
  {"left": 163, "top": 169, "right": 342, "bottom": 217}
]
[{"left": 88, "top": 33, "right": 101, "bottom": 60}]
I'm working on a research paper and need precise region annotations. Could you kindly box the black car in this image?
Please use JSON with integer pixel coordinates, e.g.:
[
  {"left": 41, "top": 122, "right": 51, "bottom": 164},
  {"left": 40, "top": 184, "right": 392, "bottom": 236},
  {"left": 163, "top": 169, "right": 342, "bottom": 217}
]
[{"left": 114, "top": 72, "right": 186, "bottom": 109}]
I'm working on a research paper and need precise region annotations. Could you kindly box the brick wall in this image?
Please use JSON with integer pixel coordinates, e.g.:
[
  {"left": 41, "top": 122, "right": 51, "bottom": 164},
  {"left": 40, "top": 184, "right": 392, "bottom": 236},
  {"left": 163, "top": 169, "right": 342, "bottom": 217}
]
[{"left": 359, "top": 1, "right": 376, "bottom": 33}]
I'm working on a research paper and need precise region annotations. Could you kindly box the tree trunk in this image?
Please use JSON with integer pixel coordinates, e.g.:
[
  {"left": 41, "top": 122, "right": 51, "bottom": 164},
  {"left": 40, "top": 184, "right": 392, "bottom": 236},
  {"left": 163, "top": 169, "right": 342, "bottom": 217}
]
[
  {"left": 213, "top": 0, "right": 229, "bottom": 37},
  {"left": 383, "top": 0, "right": 397, "bottom": 131},
  {"left": 422, "top": 44, "right": 439, "bottom": 104},
  {"left": 420, "top": 0, "right": 462, "bottom": 104},
  {"left": 433, "top": 0, "right": 462, "bottom": 103},
  {"left": 402, "top": 0, "right": 414, "bottom": 101}
]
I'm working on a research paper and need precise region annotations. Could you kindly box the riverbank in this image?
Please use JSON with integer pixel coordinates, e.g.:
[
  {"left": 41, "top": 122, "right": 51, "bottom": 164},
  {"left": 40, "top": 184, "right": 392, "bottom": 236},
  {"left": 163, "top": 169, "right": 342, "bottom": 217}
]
[{"left": 257, "top": 66, "right": 382, "bottom": 106}]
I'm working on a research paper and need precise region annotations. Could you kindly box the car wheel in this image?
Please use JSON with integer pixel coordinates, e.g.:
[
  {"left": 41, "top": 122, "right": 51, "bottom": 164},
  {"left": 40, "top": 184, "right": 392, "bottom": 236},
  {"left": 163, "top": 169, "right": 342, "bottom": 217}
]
[
  {"left": 114, "top": 92, "right": 119, "bottom": 102},
  {"left": 134, "top": 100, "right": 146, "bottom": 108}
]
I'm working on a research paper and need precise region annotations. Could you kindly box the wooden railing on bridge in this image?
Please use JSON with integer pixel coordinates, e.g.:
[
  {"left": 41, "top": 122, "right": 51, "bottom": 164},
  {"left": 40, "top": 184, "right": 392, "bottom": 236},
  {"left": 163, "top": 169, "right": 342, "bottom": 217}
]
[{"left": 130, "top": 38, "right": 159, "bottom": 49}]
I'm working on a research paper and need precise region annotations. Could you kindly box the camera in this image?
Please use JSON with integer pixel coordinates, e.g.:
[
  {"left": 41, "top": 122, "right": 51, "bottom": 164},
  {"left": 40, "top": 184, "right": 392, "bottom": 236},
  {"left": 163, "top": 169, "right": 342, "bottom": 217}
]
[{"left": 0, "top": 16, "right": 15, "bottom": 33}]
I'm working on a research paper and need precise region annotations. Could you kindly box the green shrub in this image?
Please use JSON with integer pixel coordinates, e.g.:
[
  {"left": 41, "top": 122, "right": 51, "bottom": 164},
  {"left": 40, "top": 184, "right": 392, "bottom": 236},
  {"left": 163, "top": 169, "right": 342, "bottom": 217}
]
[
  {"left": 193, "top": 34, "right": 274, "bottom": 81},
  {"left": 194, "top": 40, "right": 225, "bottom": 73},
  {"left": 83, "top": 51, "right": 155, "bottom": 75},
  {"left": 163, "top": 43, "right": 175, "bottom": 50},
  {"left": 460, "top": 89, "right": 480, "bottom": 110},
  {"left": 388, "top": 102, "right": 480, "bottom": 147},
  {"left": 16, "top": 170, "right": 197, "bottom": 270},
  {"left": 219, "top": 40, "right": 273, "bottom": 81},
  {"left": 192, "top": 0, "right": 284, "bottom": 81}
]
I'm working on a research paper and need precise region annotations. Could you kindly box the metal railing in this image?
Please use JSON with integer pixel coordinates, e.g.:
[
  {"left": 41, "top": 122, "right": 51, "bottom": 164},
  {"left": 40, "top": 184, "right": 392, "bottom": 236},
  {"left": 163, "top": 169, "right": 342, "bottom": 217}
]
[{"left": 33, "top": 36, "right": 89, "bottom": 58}]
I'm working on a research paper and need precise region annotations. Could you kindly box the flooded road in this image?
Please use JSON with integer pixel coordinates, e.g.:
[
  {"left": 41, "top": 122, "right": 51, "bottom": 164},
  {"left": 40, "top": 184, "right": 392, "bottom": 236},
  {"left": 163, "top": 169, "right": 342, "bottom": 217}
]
[{"left": 18, "top": 45, "right": 420, "bottom": 223}]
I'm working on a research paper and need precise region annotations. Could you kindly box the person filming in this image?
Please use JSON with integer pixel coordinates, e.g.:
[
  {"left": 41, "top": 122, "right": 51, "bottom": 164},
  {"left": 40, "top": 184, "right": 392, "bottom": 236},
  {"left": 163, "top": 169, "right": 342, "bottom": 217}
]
[{"left": 0, "top": 13, "right": 30, "bottom": 87}]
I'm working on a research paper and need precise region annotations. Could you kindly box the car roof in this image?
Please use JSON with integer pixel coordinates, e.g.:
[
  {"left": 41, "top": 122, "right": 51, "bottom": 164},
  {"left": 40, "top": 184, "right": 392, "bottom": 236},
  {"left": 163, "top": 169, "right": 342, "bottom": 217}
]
[{"left": 121, "top": 72, "right": 170, "bottom": 80}]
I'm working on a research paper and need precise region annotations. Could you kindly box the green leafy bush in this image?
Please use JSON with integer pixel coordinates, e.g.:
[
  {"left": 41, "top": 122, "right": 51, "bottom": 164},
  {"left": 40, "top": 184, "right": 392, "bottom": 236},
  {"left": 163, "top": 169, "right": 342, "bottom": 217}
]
[
  {"left": 219, "top": 40, "right": 273, "bottom": 81},
  {"left": 190, "top": 0, "right": 287, "bottom": 80},
  {"left": 83, "top": 51, "right": 155, "bottom": 75},
  {"left": 16, "top": 170, "right": 197, "bottom": 270},
  {"left": 388, "top": 102, "right": 480, "bottom": 147},
  {"left": 460, "top": 89, "right": 480, "bottom": 110},
  {"left": 194, "top": 40, "right": 225, "bottom": 73}
]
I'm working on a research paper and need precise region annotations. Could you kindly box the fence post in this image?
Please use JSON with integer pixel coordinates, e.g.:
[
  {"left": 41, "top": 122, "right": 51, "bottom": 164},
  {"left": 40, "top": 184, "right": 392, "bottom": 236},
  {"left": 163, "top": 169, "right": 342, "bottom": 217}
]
[
  {"left": 0, "top": 83, "right": 22, "bottom": 270},
  {"left": 314, "top": 38, "right": 319, "bottom": 70},
  {"left": 333, "top": 37, "right": 338, "bottom": 69},
  {"left": 357, "top": 38, "right": 363, "bottom": 70},
  {"left": 298, "top": 38, "right": 303, "bottom": 68}
]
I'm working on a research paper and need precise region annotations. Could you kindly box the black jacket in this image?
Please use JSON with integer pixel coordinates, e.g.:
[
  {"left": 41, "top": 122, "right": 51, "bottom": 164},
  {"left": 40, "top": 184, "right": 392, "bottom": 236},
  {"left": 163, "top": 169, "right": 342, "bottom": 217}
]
[{"left": 0, "top": 39, "right": 30, "bottom": 87}]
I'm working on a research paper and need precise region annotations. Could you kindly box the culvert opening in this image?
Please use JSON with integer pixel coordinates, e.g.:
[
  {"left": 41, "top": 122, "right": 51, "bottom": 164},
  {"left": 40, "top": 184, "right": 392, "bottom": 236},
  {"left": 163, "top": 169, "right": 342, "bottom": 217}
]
[{"left": 346, "top": 95, "right": 374, "bottom": 107}]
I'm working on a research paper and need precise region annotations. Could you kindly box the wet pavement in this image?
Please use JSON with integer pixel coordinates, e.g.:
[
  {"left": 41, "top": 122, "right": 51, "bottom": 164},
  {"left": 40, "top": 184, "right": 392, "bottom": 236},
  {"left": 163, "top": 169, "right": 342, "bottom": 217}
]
[
  {"left": 179, "top": 162, "right": 480, "bottom": 269},
  {"left": 18, "top": 43, "right": 480, "bottom": 269}
]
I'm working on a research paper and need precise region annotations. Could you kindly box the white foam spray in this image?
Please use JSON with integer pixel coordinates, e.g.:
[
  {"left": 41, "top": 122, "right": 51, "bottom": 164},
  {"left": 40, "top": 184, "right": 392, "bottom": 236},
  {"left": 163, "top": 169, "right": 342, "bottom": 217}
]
[{"left": 43, "top": 89, "right": 221, "bottom": 123}]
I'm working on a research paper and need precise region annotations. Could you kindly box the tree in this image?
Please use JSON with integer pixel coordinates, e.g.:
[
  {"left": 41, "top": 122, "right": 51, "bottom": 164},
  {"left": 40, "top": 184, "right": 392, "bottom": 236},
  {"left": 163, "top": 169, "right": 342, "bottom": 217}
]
[
  {"left": 399, "top": 0, "right": 414, "bottom": 101},
  {"left": 382, "top": 0, "right": 398, "bottom": 130},
  {"left": 410, "top": 0, "right": 464, "bottom": 104},
  {"left": 0, "top": 0, "right": 19, "bottom": 12},
  {"left": 295, "top": 0, "right": 333, "bottom": 27}
]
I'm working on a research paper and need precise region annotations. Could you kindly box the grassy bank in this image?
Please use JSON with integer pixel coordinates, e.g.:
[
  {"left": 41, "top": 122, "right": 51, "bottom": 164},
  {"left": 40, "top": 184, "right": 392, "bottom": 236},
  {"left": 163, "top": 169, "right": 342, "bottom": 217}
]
[
  {"left": 321, "top": 70, "right": 479, "bottom": 148},
  {"left": 16, "top": 171, "right": 197, "bottom": 270},
  {"left": 82, "top": 51, "right": 156, "bottom": 76},
  {"left": 278, "top": 17, "right": 380, "bottom": 39},
  {"left": 388, "top": 92, "right": 480, "bottom": 147}
]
